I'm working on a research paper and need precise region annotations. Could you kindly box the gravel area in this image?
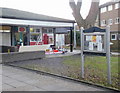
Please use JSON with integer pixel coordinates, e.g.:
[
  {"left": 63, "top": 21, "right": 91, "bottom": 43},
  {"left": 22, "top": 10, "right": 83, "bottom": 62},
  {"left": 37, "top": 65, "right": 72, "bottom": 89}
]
[
  {"left": 7, "top": 54, "right": 119, "bottom": 90},
  {"left": 9, "top": 56, "right": 70, "bottom": 75}
]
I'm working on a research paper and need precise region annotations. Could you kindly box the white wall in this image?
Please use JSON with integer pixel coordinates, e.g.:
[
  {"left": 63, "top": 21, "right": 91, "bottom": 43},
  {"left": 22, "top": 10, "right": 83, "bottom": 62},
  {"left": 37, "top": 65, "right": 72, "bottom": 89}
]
[
  {"left": 19, "top": 45, "right": 50, "bottom": 52},
  {"left": 56, "top": 34, "right": 65, "bottom": 48},
  {"left": 0, "top": 32, "right": 11, "bottom": 46}
]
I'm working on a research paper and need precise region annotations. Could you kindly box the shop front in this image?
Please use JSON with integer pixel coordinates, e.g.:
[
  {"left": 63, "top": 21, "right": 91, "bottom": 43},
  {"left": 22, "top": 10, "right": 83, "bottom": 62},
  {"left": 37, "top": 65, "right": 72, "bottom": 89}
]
[
  {"left": 11, "top": 26, "right": 63, "bottom": 47},
  {"left": 29, "top": 27, "right": 54, "bottom": 45},
  {"left": 11, "top": 26, "right": 30, "bottom": 47},
  {"left": 0, "top": 7, "right": 75, "bottom": 52},
  {"left": 0, "top": 26, "right": 11, "bottom": 46}
]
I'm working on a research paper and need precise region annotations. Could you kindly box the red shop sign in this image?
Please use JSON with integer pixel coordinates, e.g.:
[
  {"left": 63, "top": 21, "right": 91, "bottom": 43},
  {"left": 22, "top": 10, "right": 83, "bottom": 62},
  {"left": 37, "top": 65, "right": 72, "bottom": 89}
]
[{"left": 18, "top": 27, "right": 26, "bottom": 32}]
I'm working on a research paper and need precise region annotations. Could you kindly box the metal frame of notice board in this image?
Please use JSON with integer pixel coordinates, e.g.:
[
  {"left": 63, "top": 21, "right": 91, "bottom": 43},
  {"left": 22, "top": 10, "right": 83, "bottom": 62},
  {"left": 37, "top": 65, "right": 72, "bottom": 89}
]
[{"left": 80, "top": 26, "right": 111, "bottom": 84}]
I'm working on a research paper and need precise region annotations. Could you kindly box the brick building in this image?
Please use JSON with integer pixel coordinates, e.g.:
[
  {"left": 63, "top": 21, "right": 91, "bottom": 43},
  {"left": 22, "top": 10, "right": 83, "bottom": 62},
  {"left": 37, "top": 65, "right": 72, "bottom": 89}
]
[{"left": 98, "top": 0, "right": 120, "bottom": 51}]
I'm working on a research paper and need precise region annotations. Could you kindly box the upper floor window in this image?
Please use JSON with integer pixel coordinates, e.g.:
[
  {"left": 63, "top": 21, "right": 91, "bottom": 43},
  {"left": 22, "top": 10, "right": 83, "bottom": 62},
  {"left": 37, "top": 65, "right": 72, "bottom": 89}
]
[
  {"left": 115, "top": 3, "right": 120, "bottom": 9},
  {"left": 108, "top": 19, "right": 113, "bottom": 25},
  {"left": 101, "top": 7, "right": 107, "bottom": 13},
  {"left": 115, "top": 17, "right": 120, "bottom": 24},
  {"left": 108, "top": 5, "right": 113, "bottom": 11},
  {"left": 101, "top": 20, "right": 106, "bottom": 26}
]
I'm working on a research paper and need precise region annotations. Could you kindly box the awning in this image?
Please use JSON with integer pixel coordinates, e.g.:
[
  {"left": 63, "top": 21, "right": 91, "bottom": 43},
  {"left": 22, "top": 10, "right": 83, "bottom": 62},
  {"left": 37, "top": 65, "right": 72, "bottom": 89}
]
[{"left": 0, "top": 18, "right": 73, "bottom": 27}]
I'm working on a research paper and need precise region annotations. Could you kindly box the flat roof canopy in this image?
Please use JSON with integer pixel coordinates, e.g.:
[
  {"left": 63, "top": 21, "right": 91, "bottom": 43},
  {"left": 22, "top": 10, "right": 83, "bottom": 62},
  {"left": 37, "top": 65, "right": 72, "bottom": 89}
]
[
  {"left": 0, "top": 18, "right": 73, "bottom": 27},
  {"left": 0, "top": 7, "right": 75, "bottom": 23}
]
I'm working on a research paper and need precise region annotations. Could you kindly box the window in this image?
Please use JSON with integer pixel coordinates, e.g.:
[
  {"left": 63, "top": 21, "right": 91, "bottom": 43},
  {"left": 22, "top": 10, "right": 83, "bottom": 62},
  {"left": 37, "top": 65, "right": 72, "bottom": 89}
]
[
  {"left": 115, "top": 17, "right": 120, "bottom": 24},
  {"left": 48, "top": 29, "right": 53, "bottom": 33},
  {"left": 108, "top": 19, "right": 113, "bottom": 25},
  {"left": 101, "top": 20, "right": 106, "bottom": 26},
  {"left": 42, "top": 28, "right": 53, "bottom": 33},
  {"left": 30, "top": 34, "right": 42, "bottom": 42},
  {"left": 42, "top": 28, "right": 47, "bottom": 33},
  {"left": 30, "top": 28, "right": 41, "bottom": 33},
  {"left": 118, "top": 34, "right": 120, "bottom": 40},
  {"left": 111, "top": 34, "right": 117, "bottom": 40},
  {"left": 101, "top": 7, "right": 107, "bottom": 13},
  {"left": 36, "top": 29, "right": 40, "bottom": 33},
  {"left": 108, "top": 5, "right": 113, "bottom": 11},
  {"left": 0, "top": 30, "right": 10, "bottom": 32},
  {"left": 30, "top": 28, "right": 34, "bottom": 32},
  {"left": 115, "top": 3, "right": 120, "bottom": 9}
]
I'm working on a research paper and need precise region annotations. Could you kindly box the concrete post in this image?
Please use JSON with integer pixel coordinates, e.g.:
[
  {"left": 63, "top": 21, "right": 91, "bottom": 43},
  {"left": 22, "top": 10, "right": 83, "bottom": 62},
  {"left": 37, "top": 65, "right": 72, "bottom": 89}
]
[
  {"left": 74, "top": 24, "right": 76, "bottom": 49},
  {"left": 27, "top": 26, "right": 30, "bottom": 45},
  {"left": 11, "top": 27, "right": 15, "bottom": 46},
  {"left": 106, "top": 25, "right": 112, "bottom": 84},
  {"left": 80, "top": 27, "right": 84, "bottom": 78},
  {"left": 70, "top": 27, "right": 73, "bottom": 52}
]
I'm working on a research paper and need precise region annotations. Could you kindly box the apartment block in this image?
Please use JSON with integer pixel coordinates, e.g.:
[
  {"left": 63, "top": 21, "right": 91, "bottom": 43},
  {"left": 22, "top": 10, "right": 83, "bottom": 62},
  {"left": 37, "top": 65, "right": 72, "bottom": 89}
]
[
  {"left": 99, "top": 0, "right": 120, "bottom": 51},
  {"left": 99, "top": 1, "right": 120, "bottom": 40}
]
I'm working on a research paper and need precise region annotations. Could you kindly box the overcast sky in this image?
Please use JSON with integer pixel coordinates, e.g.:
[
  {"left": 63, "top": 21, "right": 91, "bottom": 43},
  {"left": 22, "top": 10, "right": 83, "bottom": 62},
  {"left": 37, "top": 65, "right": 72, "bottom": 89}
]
[{"left": 0, "top": 0, "right": 112, "bottom": 20}]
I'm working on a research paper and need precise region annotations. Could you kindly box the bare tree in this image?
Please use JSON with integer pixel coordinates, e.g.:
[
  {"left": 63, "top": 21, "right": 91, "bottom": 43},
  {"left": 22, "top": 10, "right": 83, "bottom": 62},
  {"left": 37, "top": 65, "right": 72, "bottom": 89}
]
[{"left": 69, "top": 0, "right": 100, "bottom": 29}]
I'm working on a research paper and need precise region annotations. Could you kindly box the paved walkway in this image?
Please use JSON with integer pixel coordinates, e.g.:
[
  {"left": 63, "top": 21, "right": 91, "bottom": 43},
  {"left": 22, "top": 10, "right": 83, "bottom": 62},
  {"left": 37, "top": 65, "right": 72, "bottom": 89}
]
[
  {"left": 0, "top": 65, "right": 2, "bottom": 92},
  {"left": 46, "top": 50, "right": 119, "bottom": 58},
  {"left": 1, "top": 64, "right": 110, "bottom": 91},
  {"left": 46, "top": 50, "right": 81, "bottom": 58}
]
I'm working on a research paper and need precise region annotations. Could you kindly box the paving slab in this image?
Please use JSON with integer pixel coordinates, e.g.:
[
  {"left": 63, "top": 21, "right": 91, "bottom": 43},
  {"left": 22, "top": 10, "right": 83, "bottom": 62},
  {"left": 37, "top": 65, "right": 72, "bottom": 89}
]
[
  {"left": 0, "top": 64, "right": 2, "bottom": 92},
  {"left": 46, "top": 50, "right": 120, "bottom": 58},
  {"left": 1, "top": 64, "right": 111, "bottom": 91}
]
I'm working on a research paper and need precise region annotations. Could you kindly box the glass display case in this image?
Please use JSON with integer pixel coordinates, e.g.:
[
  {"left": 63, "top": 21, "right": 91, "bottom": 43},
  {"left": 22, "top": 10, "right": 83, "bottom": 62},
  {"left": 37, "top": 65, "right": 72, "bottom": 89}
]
[{"left": 83, "top": 32, "right": 106, "bottom": 53}]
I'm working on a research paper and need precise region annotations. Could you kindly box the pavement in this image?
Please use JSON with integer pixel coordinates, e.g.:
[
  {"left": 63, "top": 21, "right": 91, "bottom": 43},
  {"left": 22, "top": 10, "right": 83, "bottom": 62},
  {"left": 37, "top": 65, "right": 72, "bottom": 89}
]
[
  {"left": 46, "top": 49, "right": 120, "bottom": 58},
  {"left": 0, "top": 64, "right": 110, "bottom": 91},
  {"left": 46, "top": 50, "right": 81, "bottom": 58}
]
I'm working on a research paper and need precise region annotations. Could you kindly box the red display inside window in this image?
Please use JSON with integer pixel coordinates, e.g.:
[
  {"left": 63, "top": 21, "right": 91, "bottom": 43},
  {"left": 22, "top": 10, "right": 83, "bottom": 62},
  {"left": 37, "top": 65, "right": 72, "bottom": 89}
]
[{"left": 19, "top": 27, "right": 25, "bottom": 32}]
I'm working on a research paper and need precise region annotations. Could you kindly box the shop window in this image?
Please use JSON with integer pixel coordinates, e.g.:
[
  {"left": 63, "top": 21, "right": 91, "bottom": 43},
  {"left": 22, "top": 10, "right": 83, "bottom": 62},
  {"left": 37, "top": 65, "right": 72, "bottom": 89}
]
[
  {"left": 30, "top": 34, "right": 42, "bottom": 42},
  {"left": 30, "top": 28, "right": 42, "bottom": 43},
  {"left": 48, "top": 29, "right": 53, "bottom": 33},
  {"left": 42, "top": 28, "right": 53, "bottom": 33},
  {"left": 111, "top": 34, "right": 117, "bottom": 40},
  {"left": 30, "top": 28, "right": 41, "bottom": 33},
  {"left": 36, "top": 29, "right": 40, "bottom": 33},
  {"left": 30, "top": 28, "right": 34, "bottom": 32},
  {"left": 42, "top": 28, "right": 47, "bottom": 33}
]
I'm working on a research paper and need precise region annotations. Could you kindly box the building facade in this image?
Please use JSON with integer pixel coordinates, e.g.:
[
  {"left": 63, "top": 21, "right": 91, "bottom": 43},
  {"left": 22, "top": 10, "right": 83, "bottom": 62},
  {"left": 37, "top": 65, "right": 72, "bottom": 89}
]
[
  {"left": 99, "top": 0, "right": 120, "bottom": 51},
  {"left": 0, "top": 7, "right": 75, "bottom": 50}
]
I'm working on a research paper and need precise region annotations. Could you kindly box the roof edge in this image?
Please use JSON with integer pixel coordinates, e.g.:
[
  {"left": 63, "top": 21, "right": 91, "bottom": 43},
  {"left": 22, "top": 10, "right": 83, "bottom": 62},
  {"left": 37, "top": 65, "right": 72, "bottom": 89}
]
[{"left": 0, "top": 7, "right": 75, "bottom": 23}]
